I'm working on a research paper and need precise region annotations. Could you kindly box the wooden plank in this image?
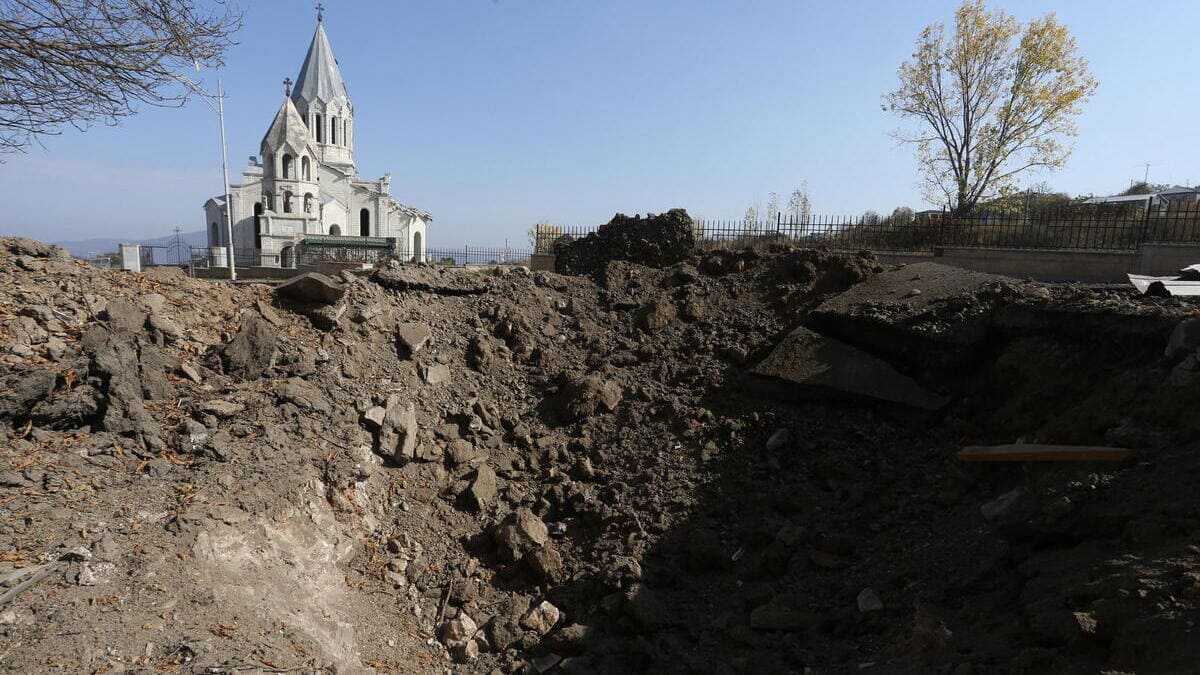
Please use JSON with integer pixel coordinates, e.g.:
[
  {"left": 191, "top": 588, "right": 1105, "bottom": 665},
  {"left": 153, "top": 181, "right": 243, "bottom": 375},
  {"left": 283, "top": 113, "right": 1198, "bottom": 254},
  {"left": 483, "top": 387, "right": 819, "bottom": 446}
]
[{"left": 957, "top": 444, "right": 1133, "bottom": 463}]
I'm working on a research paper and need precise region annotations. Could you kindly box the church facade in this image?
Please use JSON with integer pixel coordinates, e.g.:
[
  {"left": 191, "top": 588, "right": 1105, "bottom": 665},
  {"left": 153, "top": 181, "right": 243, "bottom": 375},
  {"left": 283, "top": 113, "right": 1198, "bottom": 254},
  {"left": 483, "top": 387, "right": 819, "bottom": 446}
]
[{"left": 203, "top": 15, "right": 429, "bottom": 267}]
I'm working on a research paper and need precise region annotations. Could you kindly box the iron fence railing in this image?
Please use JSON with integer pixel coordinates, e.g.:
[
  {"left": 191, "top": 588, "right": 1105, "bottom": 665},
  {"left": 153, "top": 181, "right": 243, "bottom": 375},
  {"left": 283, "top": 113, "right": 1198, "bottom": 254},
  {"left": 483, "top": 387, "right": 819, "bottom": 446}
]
[
  {"left": 423, "top": 247, "right": 532, "bottom": 266},
  {"left": 535, "top": 201, "right": 1200, "bottom": 255},
  {"left": 186, "top": 244, "right": 533, "bottom": 271}
]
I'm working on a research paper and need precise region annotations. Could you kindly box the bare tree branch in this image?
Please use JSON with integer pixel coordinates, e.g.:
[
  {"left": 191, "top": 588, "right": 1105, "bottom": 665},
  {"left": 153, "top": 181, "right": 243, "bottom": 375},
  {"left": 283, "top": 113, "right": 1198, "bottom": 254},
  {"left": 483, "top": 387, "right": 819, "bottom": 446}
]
[{"left": 0, "top": 0, "right": 242, "bottom": 153}]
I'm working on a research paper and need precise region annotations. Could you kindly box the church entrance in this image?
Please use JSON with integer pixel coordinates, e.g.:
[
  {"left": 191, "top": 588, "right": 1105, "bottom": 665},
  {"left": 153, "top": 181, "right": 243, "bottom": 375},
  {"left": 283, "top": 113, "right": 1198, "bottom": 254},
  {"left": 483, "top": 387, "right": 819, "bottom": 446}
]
[
  {"left": 280, "top": 246, "right": 295, "bottom": 268},
  {"left": 412, "top": 231, "right": 422, "bottom": 262},
  {"left": 359, "top": 208, "right": 370, "bottom": 237}
]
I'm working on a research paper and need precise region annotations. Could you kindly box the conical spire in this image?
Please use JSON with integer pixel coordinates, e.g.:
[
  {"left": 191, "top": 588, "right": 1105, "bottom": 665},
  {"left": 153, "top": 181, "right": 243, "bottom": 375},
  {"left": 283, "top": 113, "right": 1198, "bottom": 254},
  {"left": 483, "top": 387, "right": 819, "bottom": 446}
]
[
  {"left": 291, "top": 20, "right": 350, "bottom": 112},
  {"left": 260, "top": 96, "right": 314, "bottom": 156}
]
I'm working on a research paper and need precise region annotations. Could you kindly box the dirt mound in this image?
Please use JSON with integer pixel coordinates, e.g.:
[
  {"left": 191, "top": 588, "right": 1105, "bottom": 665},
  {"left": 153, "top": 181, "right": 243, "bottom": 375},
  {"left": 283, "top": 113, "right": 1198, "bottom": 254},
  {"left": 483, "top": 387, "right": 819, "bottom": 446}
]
[
  {"left": 554, "top": 209, "right": 696, "bottom": 276},
  {"left": 3, "top": 235, "right": 1200, "bottom": 673}
]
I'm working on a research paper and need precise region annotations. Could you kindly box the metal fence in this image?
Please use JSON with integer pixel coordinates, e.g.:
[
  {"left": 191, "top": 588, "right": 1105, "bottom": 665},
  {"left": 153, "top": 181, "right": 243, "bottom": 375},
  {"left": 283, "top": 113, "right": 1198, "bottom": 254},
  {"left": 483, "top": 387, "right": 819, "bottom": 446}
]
[
  {"left": 424, "top": 246, "right": 531, "bottom": 266},
  {"left": 536, "top": 201, "right": 1200, "bottom": 255},
  {"left": 187, "top": 244, "right": 532, "bottom": 270}
]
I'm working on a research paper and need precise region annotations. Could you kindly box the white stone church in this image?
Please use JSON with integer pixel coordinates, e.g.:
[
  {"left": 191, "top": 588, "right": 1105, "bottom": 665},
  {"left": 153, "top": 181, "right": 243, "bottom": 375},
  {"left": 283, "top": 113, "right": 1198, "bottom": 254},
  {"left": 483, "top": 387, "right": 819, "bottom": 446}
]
[{"left": 203, "top": 13, "right": 430, "bottom": 267}]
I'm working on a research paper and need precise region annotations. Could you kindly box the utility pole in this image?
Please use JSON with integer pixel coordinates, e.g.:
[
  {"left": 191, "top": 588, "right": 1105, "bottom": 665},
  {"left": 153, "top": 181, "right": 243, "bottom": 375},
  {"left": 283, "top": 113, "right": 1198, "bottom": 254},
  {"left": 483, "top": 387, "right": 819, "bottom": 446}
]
[
  {"left": 173, "top": 72, "right": 237, "bottom": 281},
  {"left": 216, "top": 80, "right": 236, "bottom": 281}
]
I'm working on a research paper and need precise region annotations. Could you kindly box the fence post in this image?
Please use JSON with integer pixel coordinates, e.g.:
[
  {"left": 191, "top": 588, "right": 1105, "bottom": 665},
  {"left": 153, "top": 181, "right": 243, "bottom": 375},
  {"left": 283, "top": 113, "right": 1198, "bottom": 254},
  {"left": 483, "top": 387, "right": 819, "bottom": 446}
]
[
  {"left": 938, "top": 207, "right": 946, "bottom": 251},
  {"left": 1138, "top": 196, "right": 1153, "bottom": 247}
]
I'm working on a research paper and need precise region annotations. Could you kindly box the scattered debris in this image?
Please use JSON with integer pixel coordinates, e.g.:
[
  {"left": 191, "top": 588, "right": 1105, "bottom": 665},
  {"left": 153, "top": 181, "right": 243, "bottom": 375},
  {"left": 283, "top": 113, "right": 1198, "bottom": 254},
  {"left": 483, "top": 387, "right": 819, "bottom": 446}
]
[{"left": 1, "top": 234, "right": 1198, "bottom": 674}]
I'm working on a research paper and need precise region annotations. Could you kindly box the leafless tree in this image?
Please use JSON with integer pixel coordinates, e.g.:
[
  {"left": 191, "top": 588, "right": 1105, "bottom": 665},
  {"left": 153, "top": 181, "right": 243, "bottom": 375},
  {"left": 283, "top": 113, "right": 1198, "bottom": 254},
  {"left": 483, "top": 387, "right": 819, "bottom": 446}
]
[{"left": 0, "top": 0, "right": 241, "bottom": 153}]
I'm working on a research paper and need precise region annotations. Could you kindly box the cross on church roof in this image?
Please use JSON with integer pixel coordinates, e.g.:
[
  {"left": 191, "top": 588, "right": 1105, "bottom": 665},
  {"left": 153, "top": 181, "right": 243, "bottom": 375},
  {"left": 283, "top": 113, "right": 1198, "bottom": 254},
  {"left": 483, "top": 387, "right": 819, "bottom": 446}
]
[
  {"left": 315, "top": 3, "right": 325, "bottom": 22},
  {"left": 283, "top": 77, "right": 292, "bottom": 97}
]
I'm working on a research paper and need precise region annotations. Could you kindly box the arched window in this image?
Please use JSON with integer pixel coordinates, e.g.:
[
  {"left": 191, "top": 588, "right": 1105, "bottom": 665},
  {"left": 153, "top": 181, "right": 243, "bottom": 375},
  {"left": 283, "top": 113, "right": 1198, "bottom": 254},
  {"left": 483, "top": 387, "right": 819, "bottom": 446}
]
[
  {"left": 412, "top": 231, "right": 422, "bottom": 262},
  {"left": 282, "top": 191, "right": 293, "bottom": 213},
  {"left": 314, "top": 113, "right": 324, "bottom": 143},
  {"left": 210, "top": 221, "right": 219, "bottom": 245},
  {"left": 329, "top": 224, "right": 341, "bottom": 236},
  {"left": 282, "top": 154, "right": 293, "bottom": 179},
  {"left": 359, "top": 208, "right": 370, "bottom": 236},
  {"left": 304, "top": 193, "right": 313, "bottom": 214},
  {"left": 301, "top": 156, "right": 311, "bottom": 181},
  {"left": 262, "top": 193, "right": 273, "bottom": 211},
  {"left": 330, "top": 116, "right": 338, "bottom": 145}
]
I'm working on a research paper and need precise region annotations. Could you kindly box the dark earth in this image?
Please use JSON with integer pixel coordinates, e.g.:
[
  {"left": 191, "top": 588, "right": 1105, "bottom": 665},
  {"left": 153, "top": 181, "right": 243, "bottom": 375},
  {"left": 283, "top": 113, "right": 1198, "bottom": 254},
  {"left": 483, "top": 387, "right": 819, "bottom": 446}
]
[{"left": 1, "top": 219, "right": 1200, "bottom": 674}]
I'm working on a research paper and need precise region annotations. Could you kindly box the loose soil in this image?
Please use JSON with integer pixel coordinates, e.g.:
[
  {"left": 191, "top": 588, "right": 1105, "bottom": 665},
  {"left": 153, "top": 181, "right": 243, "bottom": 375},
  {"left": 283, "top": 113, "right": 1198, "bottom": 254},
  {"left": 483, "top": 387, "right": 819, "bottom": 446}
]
[{"left": 1, "top": 236, "right": 1200, "bottom": 674}]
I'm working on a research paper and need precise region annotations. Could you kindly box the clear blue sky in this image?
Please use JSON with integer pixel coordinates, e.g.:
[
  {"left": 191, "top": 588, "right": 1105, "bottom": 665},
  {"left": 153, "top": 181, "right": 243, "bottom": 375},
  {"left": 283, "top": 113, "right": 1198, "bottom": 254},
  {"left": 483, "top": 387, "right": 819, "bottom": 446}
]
[{"left": 2, "top": 0, "right": 1198, "bottom": 247}]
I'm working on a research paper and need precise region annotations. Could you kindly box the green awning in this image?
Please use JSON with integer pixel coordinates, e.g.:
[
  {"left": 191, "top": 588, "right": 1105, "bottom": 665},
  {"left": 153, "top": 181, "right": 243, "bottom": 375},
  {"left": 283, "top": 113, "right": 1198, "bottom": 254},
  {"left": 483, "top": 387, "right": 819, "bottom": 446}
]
[{"left": 301, "top": 235, "right": 394, "bottom": 249}]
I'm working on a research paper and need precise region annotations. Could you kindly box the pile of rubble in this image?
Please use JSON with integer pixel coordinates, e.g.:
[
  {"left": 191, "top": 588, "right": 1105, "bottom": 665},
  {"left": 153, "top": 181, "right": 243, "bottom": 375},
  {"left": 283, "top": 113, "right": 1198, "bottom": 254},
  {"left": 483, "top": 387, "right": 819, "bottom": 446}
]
[
  {"left": 2, "top": 233, "right": 1200, "bottom": 673},
  {"left": 553, "top": 209, "right": 695, "bottom": 276}
]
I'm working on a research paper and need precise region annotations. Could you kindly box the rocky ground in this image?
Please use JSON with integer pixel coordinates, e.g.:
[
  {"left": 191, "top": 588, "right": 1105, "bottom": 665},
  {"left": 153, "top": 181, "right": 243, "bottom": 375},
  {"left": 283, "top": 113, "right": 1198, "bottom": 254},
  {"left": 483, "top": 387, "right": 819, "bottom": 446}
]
[{"left": 2, "top": 230, "right": 1200, "bottom": 674}]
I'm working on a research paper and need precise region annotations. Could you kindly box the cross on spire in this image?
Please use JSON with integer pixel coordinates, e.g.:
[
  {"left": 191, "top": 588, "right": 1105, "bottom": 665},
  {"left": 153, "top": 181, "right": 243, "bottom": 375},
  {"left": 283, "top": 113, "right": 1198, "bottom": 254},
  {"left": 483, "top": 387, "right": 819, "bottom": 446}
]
[
  {"left": 283, "top": 77, "right": 292, "bottom": 97},
  {"left": 315, "top": 3, "right": 325, "bottom": 22}
]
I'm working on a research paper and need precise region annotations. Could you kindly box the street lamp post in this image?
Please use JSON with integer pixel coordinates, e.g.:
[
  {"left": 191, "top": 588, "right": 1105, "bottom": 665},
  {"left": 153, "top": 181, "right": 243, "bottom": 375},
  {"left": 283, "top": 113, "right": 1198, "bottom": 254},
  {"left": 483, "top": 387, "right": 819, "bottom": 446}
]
[
  {"left": 175, "top": 73, "right": 237, "bottom": 281},
  {"left": 215, "top": 80, "right": 236, "bottom": 281}
]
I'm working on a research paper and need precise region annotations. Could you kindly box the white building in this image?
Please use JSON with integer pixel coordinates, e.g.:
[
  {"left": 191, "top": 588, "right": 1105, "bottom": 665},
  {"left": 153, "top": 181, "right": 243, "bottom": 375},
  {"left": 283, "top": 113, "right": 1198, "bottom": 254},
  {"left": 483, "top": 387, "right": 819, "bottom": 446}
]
[{"left": 203, "top": 13, "right": 430, "bottom": 267}]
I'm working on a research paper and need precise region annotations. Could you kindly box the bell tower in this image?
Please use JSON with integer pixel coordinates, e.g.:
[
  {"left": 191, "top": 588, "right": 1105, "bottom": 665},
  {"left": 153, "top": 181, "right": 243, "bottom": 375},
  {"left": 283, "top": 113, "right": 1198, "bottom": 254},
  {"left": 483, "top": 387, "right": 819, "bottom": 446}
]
[
  {"left": 290, "top": 6, "right": 354, "bottom": 169},
  {"left": 260, "top": 80, "right": 319, "bottom": 223}
]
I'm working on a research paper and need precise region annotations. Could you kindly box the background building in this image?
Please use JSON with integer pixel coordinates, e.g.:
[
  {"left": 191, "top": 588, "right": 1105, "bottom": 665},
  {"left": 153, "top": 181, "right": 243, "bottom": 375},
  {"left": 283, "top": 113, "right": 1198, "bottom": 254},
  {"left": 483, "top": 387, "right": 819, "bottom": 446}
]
[{"left": 203, "top": 14, "right": 429, "bottom": 267}]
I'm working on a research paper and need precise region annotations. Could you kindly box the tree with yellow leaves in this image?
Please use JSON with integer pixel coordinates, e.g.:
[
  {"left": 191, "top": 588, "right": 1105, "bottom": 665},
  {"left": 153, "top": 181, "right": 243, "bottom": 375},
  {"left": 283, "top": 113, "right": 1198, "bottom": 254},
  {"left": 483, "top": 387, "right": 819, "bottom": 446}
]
[
  {"left": 527, "top": 220, "right": 565, "bottom": 254},
  {"left": 885, "top": 0, "right": 1097, "bottom": 214}
]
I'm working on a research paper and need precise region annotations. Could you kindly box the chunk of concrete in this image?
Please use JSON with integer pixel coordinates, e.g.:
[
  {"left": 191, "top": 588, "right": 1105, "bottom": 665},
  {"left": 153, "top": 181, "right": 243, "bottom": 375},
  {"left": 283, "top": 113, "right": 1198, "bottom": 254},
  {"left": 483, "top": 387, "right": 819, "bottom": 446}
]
[
  {"left": 396, "top": 322, "right": 432, "bottom": 358},
  {"left": 808, "top": 262, "right": 1004, "bottom": 366},
  {"left": 275, "top": 272, "right": 346, "bottom": 305},
  {"left": 422, "top": 363, "right": 450, "bottom": 385},
  {"left": 378, "top": 396, "right": 418, "bottom": 464},
  {"left": 752, "top": 326, "right": 949, "bottom": 410}
]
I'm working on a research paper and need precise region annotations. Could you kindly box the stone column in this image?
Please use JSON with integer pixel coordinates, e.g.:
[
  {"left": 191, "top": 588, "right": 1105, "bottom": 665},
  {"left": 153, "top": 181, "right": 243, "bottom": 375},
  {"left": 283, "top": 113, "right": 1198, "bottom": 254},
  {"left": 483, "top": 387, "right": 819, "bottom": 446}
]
[{"left": 118, "top": 243, "right": 141, "bottom": 272}]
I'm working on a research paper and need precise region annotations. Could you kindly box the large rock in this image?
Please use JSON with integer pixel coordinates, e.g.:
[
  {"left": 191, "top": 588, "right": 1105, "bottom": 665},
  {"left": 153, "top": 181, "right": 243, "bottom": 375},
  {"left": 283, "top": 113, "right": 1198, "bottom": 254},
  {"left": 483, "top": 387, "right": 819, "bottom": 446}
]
[
  {"left": 102, "top": 300, "right": 148, "bottom": 334},
  {"left": 220, "top": 316, "right": 277, "bottom": 381},
  {"left": 555, "top": 209, "right": 696, "bottom": 276},
  {"left": 396, "top": 322, "right": 432, "bottom": 358},
  {"left": 521, "top": 600, "right": 561, "bottom": 635},
  {"left": 552, "top": 373, "right": 622, "bottom": 422},
  {"left": 377, "top": 395, "right": 418, "bottom": 463},
  {"left": 1166, "top": 318, "right": 1200, "bottom": 360},
  {"left": 637, "top": 297, "right": 677, "bottom": 332},
  {"left": 753, "top": 326, "right": 948, "bottom": 410},
  {"left": 466, "top": 464, "right": 498, "bottom": 511},
  {"left": 493, "top": 508, "right": 549, "bottom": 561},
  {"left": 524, "top": 544, "right": 563, "bottom": 582},
  {"left": 0, "top": 369, "right": 57, "bottom": 421},
  {"left": 275, "top": 272, "right": 346, "bottom": 305},
  {"left": 88, "top": 331, "right": 163, "bottom": 449}
]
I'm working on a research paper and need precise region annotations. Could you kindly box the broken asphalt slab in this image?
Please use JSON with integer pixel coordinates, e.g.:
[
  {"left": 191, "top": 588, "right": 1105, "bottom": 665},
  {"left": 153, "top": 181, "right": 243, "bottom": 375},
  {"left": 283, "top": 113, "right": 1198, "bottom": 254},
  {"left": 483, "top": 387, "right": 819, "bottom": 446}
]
[
  {"left": 807, "top": 262, "right": 1005, "bottom": 367},
  {"left": 275, "top": 272, "right": 347, "bottom": 305},
  {"left": 372, "top": 266, "right": 489, "bottom": 295},
  {"left": 752, "top": 326, "right": 949, "bottom": 410}
]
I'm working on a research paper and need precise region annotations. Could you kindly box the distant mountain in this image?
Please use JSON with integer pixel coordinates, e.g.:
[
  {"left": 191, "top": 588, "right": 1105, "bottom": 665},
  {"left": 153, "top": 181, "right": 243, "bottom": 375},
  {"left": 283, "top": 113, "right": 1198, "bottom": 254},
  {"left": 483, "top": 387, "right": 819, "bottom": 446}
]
[{"left": 54, "top": 230, "right": 208, "bottom": 263}]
